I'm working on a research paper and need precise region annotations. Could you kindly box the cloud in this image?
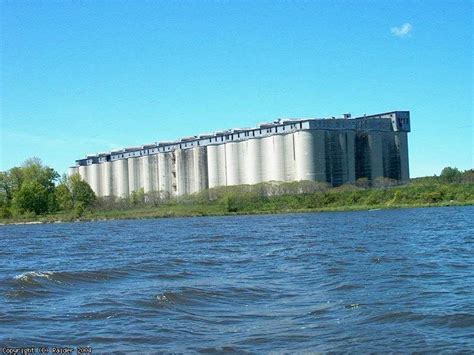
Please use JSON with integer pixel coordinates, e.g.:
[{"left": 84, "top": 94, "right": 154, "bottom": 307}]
[{"left": 391, "top": 23, "right": 412, "bottom": 37}]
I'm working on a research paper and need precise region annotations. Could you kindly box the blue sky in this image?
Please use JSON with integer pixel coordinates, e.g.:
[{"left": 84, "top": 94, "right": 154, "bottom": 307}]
[{"left": 1, "top": 0, "right": 472, "bottom": 177}]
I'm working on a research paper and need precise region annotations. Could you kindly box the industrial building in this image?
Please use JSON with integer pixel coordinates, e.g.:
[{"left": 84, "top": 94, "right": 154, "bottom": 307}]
[{"left": 69, "top": 111, "right": 410, "bottom": 198}]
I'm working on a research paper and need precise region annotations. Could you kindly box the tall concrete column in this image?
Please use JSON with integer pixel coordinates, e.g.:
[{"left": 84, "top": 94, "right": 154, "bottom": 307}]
[
  {"left": 192, "top": 147, "right": 208, "bottom": 194},
  {"left": 398, "top": 132, "right": 410, "bottom": 182},
  {"left": 345, "top": 131, "right": 356, "bottom": 184},
  {"left": 207, "top": 145, "right": 219, "bottom": 188},
  {"left": 128, "top": 157, "right": 142, "bottom": 195},
  {"left": 272, "top": 135, "right": 286, "bottom": 182},
  {"left": 249, "top": 138, "right": 263, "bottom": 184},
  {"left": 369, "top": 132, "right": 384, "bottom": 181},
  {"left": 283, "top": 133, "right": 296, "bottom": 182},
  {"left": 141, "top": 155, "right": 153, "bottom": 194},
  {"left": 261, "top": 136, "right": 274, "bottom": 182},
  {"left": 175, "top": 149, "right": 191, "bottom": 196},
  {"left": 101, "top": 162, "right": 112, "bottom": 197},
  {"left": 294, "top": 130, "right": 325, "bottom": 182},
  {"left": 113, "top": 159, "right": 129, "bottom": 198},
  {"left": 78, "top": 165, "right": 88, "bottom": 183},
  {"left": 226, "top": 142, "right": 241, "bottom": 186},
  {"left": 158, "top": 152, "right": 173, "bottom": 198},
  {"left": 313, "top": 130, "right": 326, "bottom": 182}
]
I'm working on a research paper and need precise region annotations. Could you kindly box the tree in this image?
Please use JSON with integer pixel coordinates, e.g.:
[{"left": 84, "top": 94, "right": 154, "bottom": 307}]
[
  {"left": 21, "top": 157, "right": 59, "bottom": 192},
  {"left": 55, "top": 183, "right": 73, "bottom": 210},
  {"left": 12, "top": 181, "right": 50, "bottom": 215},
  {"left": 69, "top": 173, "right": 96, "bottom": 208},
  {"left": 440, "top": 167, "right": 462, "bottom": 183}
]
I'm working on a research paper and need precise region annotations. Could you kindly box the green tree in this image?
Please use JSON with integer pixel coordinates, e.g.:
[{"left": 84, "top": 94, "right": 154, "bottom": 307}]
[
  {"left": 69, "top": 173, "right": 96, "bottom": 208},
  {"left": 0, "top": 169, "right": 22, "bottom": 204},
  {"left": 440, "top": 167, "right": 462, "bottom": 183},
  {"left": 21, "top": 157, "right": 59, "bottom": 192},
  {"left": 55, "top": 183, "right": 73, "bottom": 210},
  {"left": 12, "top": 181, "right": 50, "bottom": 215}
]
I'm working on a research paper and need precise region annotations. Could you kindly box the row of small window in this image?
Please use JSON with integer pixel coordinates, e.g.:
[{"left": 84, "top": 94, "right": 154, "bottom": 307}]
[
  {"left": 205, "top": 124, "right": 303, "bottom": 143},
  {"left": 97, "top": 123, "right": 306, "bottom": 161}
]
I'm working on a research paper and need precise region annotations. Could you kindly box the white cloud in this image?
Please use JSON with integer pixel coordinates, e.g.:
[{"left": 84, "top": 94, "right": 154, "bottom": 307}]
[{"left": 391, "top": 23, "right": 412, "bottom": 37}]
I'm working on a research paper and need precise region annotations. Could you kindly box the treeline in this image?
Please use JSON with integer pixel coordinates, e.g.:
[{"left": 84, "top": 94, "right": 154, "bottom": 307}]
[
  {"left": 1, "top": 159, "right": 473, "bottom": 222},
  {"left": 0, "top": 158, "right": 96, "bottom": 219}
]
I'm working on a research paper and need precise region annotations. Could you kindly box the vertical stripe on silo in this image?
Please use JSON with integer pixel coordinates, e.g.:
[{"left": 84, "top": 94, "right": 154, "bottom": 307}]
[
  {"left": 111, "top": 160, "right": 118, "bottom": 197},
  {"left": 226, "top": 142, "right": 240, "bottom": 186},
  {"left": 261, "top": 136, "right": 274, "bottom": 182},
  {"left": 101, "top": 162, "right": 112, "bottom": 197},
  {"left": 127, "top": 158, "right": 135, "bottom": 195},
  {"left": 294, "top": 130, "right": 316, "bottom": 181},
  {"left": 150, "top": 154, "right": 160, "bottom": 192},
  {"left": 283, "top": 133, "right": 296, "bottom": 182},
  {"left": 78, "top": 165, "right": 88, "bottom": 184},
  {"left": 158, "top": 153, "right": 171, "bottom": 197},
  {"left": 192, "top": 147, "right": 200, "bottom": 193},
  {"left": 175, "top": 149, "right": 190, "bottom": 196},
  {"left": 312, "top": 130, "right": 326, "bottom": 183},
  {"left": 368, "top": 132, "right": 384, "bottom": 181},
  {"left": 90, "top": 163, "right": 102, "bottom": 197},
  {"left": 272, "top": 135, "right": 285, "bottom": 182},
  {"left": 398, "top": 132, "right": 410, "bottom": 182},
  {"left": 193, "top": 146, "right": 208, "bottom": 193},
  {"left": 128, "top": 157, "right": 140, "bottom": 195},
  {"left": 207, "top": 145, "right": 223, "bottom": 189},
  {"left": 236, "top": 140, "right": 247, "bottom": 185},
  {"left": 141, "top": 156, "right": 152, "bottom": 194},
  {"left": 345, "top": 131, "right": 356, "bottom": 184},
  {"left": 246, "top": 138, "right": 262, "bottom": 185},
  {"left": 217, "top": 144, "right": 227, "bottom": 186},
  {"left": 207, "top": 145, "right": 219, "bottom": 188},
  {"left": 117, "top": 159, "right": 129, "bottom": 198}
]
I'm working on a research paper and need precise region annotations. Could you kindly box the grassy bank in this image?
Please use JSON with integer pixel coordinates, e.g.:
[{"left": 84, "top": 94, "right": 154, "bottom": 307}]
[{"left": 2, "top": 175, "right": 473, "bottom": 224}]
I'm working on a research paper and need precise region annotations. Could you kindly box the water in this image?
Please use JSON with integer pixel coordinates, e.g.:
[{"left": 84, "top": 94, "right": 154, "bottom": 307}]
[{"left": 1, "top": 206, "right": 473, "bottom": 352}]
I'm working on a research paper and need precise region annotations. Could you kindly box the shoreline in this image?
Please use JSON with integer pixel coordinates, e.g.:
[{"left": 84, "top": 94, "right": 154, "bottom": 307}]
[{"left": 1, "top": 200, "right": 472, "bottom": 226}]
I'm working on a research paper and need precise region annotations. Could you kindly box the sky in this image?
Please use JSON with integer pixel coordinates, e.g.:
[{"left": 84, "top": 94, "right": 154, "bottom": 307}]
[{"left": 1, "top": 0, "right": 472, "bottom": 178}]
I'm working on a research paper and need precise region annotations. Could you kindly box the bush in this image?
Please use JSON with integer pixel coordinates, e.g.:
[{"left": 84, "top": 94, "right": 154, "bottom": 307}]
[{"left": 0, "top": 206, "right": 12, "bottom": 219}]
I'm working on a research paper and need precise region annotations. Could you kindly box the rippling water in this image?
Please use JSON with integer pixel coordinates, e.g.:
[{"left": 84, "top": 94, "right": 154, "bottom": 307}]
[{"left": 1, "top": 206, "right": 473, "bottom": 352}]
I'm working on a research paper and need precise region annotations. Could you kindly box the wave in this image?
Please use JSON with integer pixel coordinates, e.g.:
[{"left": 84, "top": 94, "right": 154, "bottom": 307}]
[
  {"left": 136, "top": 285, "right": 275, "bottom": 309},
  {"left": 3, "top": 269, "right": 129, "bottom": 299},
  {"left": 426, "top": 313, "right": 474, "bottom": 329},
  {"left": 12, "top": 269, "right": 128, "bottom": 286}
]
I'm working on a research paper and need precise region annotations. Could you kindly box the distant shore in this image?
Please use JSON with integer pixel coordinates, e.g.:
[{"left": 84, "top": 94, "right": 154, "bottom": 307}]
[
  {"left": 2, "top": 168, "right": 473, "bottom": 226},
  {"left": 1, "top": 199, "right": 472, "bottom": 226}
]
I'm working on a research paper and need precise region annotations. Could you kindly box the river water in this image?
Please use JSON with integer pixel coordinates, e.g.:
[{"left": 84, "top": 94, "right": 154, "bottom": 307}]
[{"left": 1, "top": 206, "right": 473, "bottom": 352}]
